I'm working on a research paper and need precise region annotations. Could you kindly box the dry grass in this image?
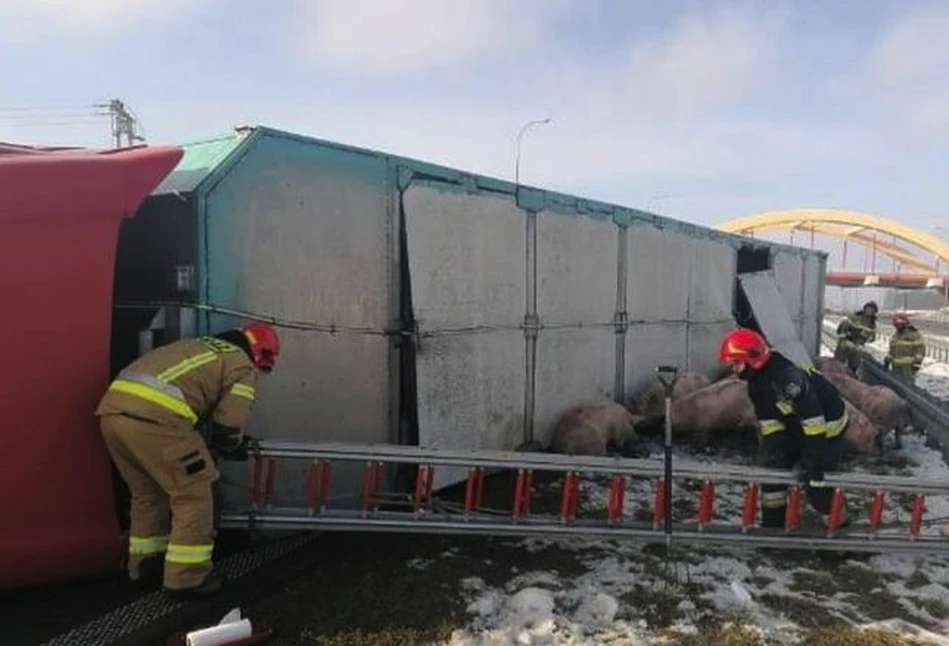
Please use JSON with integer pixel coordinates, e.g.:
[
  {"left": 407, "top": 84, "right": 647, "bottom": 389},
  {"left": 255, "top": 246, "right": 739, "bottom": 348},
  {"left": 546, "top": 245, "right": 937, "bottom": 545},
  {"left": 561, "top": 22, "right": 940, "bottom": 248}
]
[{"left": 798, "top": 625, "right": 930, "bottom": 646}]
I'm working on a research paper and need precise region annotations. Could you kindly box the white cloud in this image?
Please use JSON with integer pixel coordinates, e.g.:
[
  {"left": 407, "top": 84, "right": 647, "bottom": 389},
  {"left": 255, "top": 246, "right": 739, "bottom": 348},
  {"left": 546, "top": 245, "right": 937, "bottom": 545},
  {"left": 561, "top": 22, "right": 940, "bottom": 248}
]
[
  {"left": 292, "top": 0, "right": 579, "bottom": 74},
  {"left": 0, "top": 0, "right": 208, "bottom": 41},
  {"left": 614, "top": 6, "right": 786, "bottom": 118},
  {"left": 839, "top": 4, "right": 949, "bottom": 138},
  {"left": 521, "top": 3, "right": 789, "bottom": 129}
]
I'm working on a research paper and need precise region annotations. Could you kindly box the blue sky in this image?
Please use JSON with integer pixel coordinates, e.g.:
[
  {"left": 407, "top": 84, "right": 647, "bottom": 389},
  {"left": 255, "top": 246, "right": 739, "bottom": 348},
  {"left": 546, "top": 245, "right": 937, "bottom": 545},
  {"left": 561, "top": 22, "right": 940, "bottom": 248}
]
[{"left": 1, "top": 0, "right": 947, "bottom": 240}]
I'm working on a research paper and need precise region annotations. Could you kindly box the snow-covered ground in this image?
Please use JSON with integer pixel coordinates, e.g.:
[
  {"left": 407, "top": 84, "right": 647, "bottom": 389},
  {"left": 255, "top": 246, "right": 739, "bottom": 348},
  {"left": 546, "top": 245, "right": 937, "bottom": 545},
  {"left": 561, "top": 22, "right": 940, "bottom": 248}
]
[{"left": 429, "top": 328, "right": 949, "bottom": 645}]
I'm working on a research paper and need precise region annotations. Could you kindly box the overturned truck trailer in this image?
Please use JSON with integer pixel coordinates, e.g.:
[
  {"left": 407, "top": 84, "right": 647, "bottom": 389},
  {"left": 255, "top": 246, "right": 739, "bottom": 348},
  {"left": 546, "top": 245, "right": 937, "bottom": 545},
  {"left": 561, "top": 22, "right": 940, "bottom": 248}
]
[{"left": 111, "top": 125, "right": 826, "bottom": 509}]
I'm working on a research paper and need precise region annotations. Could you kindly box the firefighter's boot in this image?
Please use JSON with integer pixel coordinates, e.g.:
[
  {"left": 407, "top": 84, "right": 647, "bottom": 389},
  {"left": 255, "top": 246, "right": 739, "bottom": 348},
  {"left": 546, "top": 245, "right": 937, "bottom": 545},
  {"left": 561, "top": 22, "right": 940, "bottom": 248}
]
[
  {"left": 164, "top": 573, "right": 224, "bottom": 601},
  {"left": 134, "top": 556, "right": 165, "bottom": 589}
]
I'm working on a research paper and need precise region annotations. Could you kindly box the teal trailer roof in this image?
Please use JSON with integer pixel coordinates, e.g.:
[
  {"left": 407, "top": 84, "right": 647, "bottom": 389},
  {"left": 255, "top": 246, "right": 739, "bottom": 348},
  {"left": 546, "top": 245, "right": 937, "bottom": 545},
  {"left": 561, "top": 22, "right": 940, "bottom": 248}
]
[
  {"left": 152, "top": 124, "right": 825, "bottom": 261},
  {"left": 151, "top": 131, "right": 246, "bottom": 195}
]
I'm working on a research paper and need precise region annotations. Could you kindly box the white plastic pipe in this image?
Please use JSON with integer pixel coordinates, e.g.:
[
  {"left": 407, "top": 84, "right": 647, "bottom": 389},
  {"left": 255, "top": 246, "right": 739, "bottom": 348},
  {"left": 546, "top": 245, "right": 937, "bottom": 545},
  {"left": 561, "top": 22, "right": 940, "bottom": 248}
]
[{"left": 185, "top": 618, "right": 252, "bottom": 646}]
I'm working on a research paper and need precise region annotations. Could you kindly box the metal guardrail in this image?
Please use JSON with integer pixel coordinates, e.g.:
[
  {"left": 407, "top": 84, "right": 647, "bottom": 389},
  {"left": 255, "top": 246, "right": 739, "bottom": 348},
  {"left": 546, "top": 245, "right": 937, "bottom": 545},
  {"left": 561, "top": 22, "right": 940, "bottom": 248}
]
[{"left": 858, "top": 350, "right": 949, "bottom": 464}]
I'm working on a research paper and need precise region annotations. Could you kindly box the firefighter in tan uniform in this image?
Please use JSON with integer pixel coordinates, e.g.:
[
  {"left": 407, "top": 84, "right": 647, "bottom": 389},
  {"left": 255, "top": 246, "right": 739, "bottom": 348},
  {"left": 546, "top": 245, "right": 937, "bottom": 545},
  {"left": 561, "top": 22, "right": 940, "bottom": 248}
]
[{"left": 96, "top": 322, "right": 280, "bottom": 599}]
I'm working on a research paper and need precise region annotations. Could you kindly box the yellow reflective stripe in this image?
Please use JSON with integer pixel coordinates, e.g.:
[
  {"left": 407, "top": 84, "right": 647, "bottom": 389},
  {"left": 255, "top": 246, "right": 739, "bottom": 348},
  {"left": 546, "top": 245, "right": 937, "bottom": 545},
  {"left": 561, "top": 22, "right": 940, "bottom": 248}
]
[
  {"left": 129, "top": 535, "right": 169, "bottom": 555},
  {"left": 199, "top": 337, "right": 240, "bottom": 354},
  {"left": 762, "top": 492, "right": 786, "bottom": 508},
  {"left": 760, "top": 419, "right": 786, "bottom": 436},
  {"left": 157, "top": 351, "right": 217, "bottom": 381},
  {"left": 808, "top": 480, "right": 827, "bottom": 488},
  {"left": 166, "top": 543, "right": 214, "bottom": 565},
  {"left": 891, "top": 357, "right": 917, "bottom": 365},
  {"left": 230, "top": 383, "right": 255, "bottom": 400},
  {"left": 826, "top": 413, "right": 848, "bottom": 438},
  {"left": 777, "top": 401, "right": 794, "bottom": 415},
  {"left": 110, "top": 380, "right": 198, "bottom": 423},
  {"left": 892, "top": 339, "right": 925, "bottom": 346},
  {"left": 802, "top": 418, "right": 827, "bottom": 436}
]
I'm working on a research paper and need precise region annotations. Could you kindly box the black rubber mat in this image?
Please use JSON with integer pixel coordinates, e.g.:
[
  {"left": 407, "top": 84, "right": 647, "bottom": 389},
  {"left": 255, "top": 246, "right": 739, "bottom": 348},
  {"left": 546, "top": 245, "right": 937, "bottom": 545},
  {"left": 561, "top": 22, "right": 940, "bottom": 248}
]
[{"left": 19, "top": 532, "right": 319, "bottom": 646}]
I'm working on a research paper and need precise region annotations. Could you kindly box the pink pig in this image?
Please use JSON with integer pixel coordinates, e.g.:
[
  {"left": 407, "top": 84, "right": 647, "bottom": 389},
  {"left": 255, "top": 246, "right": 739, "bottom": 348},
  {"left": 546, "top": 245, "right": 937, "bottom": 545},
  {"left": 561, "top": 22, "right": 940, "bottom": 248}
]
[{"left": 549, "top": 401, "right": 643, "bottom": 456}]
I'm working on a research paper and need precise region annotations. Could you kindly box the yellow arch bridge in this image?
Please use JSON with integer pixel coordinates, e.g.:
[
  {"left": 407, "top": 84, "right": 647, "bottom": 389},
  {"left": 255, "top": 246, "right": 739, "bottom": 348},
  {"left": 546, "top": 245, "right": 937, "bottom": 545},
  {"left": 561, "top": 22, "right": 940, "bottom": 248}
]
[{"left": 715, "top": 209, "right": 949, "bottom": 292}]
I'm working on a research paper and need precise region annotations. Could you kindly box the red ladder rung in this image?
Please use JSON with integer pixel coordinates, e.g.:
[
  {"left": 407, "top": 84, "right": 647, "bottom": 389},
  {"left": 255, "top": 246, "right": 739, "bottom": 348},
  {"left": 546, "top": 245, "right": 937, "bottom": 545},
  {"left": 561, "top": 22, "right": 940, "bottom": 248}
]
[
  {"left": 698, "top": 479, "right": 715, "bottom": 530},
  {"left": 910, "top": 493, "right": 925, "bottom": 540},
  {"left": 741, "top": 482, "right": 758, "bottom": 533},
  {"left": 607, "top": 475, "right": 626, "bottom": 525},
  {"left": 305, "top": 460, "right": 324, "bottom": 516},
  {"left": 868, "top": 489, "right": 885, "bottom": 533},
  {"left": 560, "top": 472, "right": 579, "bottom": 524},
  {"left": 513, "top": 469, "right": 534, "bottom": 519},
  {"left": 784, "top": 486, "right": 802, "bottom": 532},
  {"left": 826, "top": 488, "right": 846, "bottom": 536},
  {"left": 464, "top": 467, "right": 484, "bottom": 516},
  {"left": 414, "top": 465, "right": 433, "bottom": 515}
]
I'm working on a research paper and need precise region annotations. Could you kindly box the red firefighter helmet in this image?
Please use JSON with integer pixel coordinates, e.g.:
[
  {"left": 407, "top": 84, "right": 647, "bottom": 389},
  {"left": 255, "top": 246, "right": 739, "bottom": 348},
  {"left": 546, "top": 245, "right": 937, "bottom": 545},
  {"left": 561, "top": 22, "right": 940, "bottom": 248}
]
[
  {"left": 242, "top": 322, "right": 281, "bottom": 370},
  {"left": 719, "top": 328, "right": 771, "bottom": 370},
  {"left": 893, "top": 312, "right": 910, "bottom": 327}
]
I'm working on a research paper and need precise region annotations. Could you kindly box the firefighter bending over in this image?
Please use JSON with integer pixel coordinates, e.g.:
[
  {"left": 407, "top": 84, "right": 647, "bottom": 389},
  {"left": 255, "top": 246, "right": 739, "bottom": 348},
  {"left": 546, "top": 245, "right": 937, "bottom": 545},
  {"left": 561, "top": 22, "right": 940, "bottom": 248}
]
[
  {"left": 884, "top": 312, "right": 926, "bottom": 384},
  {"left": 834, "top": 301, "right": 878, "bottom": 374},
  {"left": 720, "top": 328, "right": 850, "bottom": 529},
  {"left": 96, "top": 322, "right": 280, "bottom": 599}
]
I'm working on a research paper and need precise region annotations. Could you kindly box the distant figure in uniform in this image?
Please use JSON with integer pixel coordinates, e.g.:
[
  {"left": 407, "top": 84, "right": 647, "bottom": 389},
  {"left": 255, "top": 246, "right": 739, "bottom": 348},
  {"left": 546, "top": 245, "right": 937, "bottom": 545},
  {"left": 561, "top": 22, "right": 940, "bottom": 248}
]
[
  {"left": 720, "top": 328, "right": 850, "bottom": 529},
  {"left": 834, "top": 301, "right": 878, "bottom": 374},
  {"left": 885, "top": 312, "right": 926, "bottom": 385},
  {"left": 96, "top": 322, "right": 280, "bottom": 599}
]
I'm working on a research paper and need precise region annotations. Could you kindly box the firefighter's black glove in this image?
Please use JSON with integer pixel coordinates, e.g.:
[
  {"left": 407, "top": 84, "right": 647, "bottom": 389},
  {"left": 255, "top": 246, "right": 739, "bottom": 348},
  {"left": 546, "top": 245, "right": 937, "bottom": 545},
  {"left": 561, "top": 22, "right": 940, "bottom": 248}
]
[
  {"left": 912, "top": 363, "right": 921, "bottom": 375},
  {"left": 883, "top": 356, "right": 892, "bottom": 369},
  {"left": 219, "top": 435, "right": 253, "bottom": 462},
  {"left": 210, "top": 422, "right": 245, "bottom": 458}
]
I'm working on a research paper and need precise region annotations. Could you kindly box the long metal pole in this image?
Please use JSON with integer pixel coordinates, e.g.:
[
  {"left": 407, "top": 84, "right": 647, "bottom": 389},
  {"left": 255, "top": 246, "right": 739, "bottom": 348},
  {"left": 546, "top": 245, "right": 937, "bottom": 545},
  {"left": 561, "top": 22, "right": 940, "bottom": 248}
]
[{"left": 218, "top": 511, "right": 949, "bottom": 556}]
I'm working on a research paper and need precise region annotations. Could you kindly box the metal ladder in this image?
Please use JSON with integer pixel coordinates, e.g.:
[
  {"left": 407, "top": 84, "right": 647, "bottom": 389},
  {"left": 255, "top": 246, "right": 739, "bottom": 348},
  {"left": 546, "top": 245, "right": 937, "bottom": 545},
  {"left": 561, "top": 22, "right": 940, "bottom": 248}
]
[{"left": 218, "top": 440, "right": 949, "bottom": 555}]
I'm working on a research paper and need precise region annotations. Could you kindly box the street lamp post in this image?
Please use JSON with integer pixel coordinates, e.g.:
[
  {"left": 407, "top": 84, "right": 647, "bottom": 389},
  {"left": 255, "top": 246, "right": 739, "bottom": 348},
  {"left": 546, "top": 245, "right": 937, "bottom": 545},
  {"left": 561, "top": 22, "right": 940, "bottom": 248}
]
[{"left": 514, "top": 118, "right": 552, "bottom": 187}]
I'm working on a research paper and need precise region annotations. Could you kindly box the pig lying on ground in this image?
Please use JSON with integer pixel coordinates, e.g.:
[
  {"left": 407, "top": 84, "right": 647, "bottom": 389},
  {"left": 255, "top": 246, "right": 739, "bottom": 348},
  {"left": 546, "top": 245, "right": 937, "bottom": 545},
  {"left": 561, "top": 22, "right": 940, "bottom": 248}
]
[
  {"left": 842, "top": 400, "right": 881, "bottom": 454},
  {"left": 634, "top": 372, "right": 711, "bottom": 418},
  {"left": 640, "top": 373, "right": 882, "bottom": 456},
  {"left": 821, "top": 369, "right": 914, "bottom": 450},
  {"left": 549, "top": 401, "right": 644, "bottom": 457},
  {"left": 639, "top": 377, "right": 759, "bottom": 448}
]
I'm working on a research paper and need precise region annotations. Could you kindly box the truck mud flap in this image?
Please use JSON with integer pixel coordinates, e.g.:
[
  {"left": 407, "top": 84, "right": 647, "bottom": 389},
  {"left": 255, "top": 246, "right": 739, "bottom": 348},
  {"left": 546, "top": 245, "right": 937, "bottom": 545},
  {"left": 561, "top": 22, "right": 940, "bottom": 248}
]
[{"left": 737, "top": 270, "right": 814, "bottom": 368}]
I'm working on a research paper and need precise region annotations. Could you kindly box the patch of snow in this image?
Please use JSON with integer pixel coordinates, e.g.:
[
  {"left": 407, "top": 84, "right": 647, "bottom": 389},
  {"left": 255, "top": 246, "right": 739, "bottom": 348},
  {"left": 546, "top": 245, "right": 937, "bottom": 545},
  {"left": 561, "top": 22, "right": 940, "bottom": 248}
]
[{"left": 407, "top": 557, "right": 435, "bottom": 571}]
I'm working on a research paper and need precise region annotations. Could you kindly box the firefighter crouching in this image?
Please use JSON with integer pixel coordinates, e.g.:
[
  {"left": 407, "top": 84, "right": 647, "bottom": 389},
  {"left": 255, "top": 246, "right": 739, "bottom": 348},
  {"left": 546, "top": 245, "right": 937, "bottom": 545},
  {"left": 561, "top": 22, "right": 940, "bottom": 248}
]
[
  {"left": 834, "top": 300, "right": 878, "bottom": 374},
  {"left": 95, "top": 322, "right": 280, "bottom": 599},
  {"left": 884, "top": 312, "right": 926, "bottom": 384},
  {"left": 720, "top": 328, "right": 850, "bottom": 529}
]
